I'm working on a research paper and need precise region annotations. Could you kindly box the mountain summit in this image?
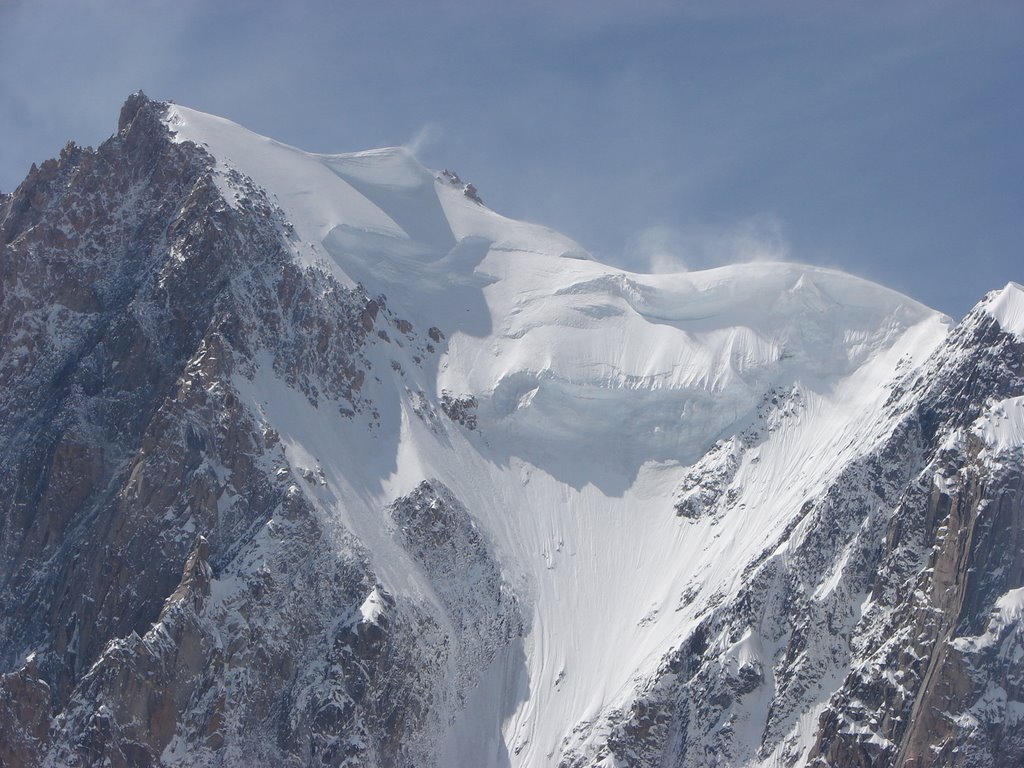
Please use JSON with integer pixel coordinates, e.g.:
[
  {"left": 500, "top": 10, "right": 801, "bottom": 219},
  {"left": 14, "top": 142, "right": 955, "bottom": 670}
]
[{"left": 1, "top": 94, "right": 1021, "bottom": 768}]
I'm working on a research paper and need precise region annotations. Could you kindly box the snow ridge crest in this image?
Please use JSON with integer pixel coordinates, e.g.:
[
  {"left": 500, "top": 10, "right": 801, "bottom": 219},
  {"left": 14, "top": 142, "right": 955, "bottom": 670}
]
[{"left": 984, "top": 281, "right": 1024, "bottom": 338}]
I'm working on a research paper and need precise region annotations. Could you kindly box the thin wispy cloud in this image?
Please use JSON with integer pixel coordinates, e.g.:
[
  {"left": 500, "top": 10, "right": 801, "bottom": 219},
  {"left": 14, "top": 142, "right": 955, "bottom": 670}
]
[
  {"left": 627, "top": 215, "right": 790, "bottom": 274},
  {"left": 402, "top": 122, "right": 442, "bottom": 158},
  {"left": 625, "top": 226, "right": 691, "bottom": 274}
]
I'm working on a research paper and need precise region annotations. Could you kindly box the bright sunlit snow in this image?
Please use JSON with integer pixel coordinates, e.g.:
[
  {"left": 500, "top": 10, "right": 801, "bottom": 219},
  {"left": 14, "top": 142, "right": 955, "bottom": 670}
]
[
  {"left": 164, "top": 104, "right": 955, "bottom": 765},
  {"left": 975, "top": 396, "right": 1024, "bottom": 455},
  {"left": 984, "top": 281, "right": 1024, "bottom": 339}
]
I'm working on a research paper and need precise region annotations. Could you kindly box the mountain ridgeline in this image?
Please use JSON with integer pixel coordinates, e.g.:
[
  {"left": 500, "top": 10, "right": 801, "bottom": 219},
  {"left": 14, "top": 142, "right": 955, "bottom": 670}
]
[{"left": 1, "top": 94, "right": 1022, "bottom": 767}]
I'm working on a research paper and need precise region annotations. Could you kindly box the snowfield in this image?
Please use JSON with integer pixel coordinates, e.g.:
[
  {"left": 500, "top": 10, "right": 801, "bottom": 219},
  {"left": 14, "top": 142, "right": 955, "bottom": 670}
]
[{"left": 165, "top": 104, "right": 963, "bottom": 765}]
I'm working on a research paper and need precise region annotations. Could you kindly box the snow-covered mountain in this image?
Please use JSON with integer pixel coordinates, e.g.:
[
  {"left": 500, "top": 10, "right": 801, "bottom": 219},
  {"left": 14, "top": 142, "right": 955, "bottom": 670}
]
[{"left": 1, "top": 93, "right": 1021, "bottom": 768}]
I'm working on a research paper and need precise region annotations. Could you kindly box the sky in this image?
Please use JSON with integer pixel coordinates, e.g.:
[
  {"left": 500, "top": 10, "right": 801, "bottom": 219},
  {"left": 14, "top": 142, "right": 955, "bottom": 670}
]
[{"left": 1, "top": 0, "right": 1020, "bottom": 318}]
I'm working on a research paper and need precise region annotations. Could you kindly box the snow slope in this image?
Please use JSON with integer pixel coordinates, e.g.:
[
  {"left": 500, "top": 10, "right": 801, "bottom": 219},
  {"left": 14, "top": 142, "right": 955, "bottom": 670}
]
[
  {"left": 975, "top": 396, "right": 1024, "bottom": 455},
  {"left": 165, "top": 105, "right": 953, "bottom": 765},
  {"left": 983, "top": 281, "right": 1024, "bottom": 338}
]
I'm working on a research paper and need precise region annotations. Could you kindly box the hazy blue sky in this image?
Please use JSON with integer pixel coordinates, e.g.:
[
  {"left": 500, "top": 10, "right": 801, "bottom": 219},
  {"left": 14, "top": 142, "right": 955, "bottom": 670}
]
[{"left": 1, "top": 0, "right": 1020, "bottom": 317}]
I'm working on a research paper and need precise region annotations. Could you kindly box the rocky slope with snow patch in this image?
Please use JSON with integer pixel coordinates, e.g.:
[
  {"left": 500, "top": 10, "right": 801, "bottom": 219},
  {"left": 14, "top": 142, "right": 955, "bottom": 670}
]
[{"left": 0, "top": 94, "right": 1020, "bottom": 767}]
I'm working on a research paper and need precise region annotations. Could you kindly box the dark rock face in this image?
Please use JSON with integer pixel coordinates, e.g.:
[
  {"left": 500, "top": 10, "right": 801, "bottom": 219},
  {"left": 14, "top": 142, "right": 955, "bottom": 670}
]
[
  {"left": 808, "top": 310, "right": 1024, "bottom": 768},
  {"left": 388, "top": 480, "right": 523, "bottom": 686},
  {"left": 438, "top": 392, "right": 478, "bottom": 430},
  {"left": 1, "top": 94, "right": 218, "bottom": 698}
]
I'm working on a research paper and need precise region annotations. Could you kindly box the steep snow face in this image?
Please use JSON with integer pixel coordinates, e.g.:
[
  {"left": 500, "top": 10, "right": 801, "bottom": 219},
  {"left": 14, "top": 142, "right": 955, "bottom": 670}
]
[
  {"left": 983, "top": 281, "right": 1024, "bottom": 339},
  {"left": 164, "top": 104, "right": 954, "bottom": 764},
  {"left": 975, "top": 396, "right": 1024, "bottom": 455}
]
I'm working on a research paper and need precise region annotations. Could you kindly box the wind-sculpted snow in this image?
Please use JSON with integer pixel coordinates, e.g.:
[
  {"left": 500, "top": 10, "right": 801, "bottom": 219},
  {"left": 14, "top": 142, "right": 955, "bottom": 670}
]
[
  {"left": 166, "top": 102, "right": 944, "bottom": 494},
  {"left": 1, "top": 94, "right": 1021, "bottom": 767},
  {"left": 982, "top": 282, "right": 1024, "bottom": 339}
]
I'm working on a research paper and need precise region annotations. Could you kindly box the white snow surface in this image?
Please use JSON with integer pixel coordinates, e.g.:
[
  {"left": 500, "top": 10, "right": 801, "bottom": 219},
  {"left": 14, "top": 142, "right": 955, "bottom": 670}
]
[
  {"left": 983, "top": 281, "right": 1024, "bottom": 338},
  {"left": 996, "top": 587, "right": 1024, "bottom": 623},
  {"left": 359, "top": 585, "right": 389, "bottom": 626},
  {"left": 974, "top": 397, "right": 1024, "bottom": 455},
  {"left": 165, "top": 104, "right": 955, "bottom": 765}
]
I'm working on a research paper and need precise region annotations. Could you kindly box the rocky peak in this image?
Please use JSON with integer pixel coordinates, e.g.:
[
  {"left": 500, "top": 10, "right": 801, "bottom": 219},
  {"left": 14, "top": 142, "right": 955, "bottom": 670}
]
[
  {"left": 905, "top": 288, "right": 1024, "bottom": 444},
  {"left": 118, "top": 89, "right": 153, "bottom": 133}
]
